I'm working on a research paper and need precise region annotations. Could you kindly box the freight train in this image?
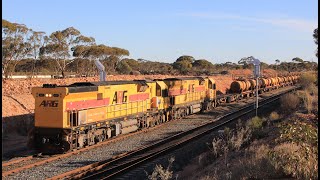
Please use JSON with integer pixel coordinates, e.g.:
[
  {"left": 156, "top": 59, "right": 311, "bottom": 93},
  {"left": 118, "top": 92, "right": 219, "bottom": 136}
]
[{"left": 30, "top": 74, "right": 299, "bottom": 153}]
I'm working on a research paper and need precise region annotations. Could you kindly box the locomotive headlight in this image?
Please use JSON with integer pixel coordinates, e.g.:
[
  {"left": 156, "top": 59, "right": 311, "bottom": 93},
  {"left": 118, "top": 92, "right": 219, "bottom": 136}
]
[
  {"left": 45, "top": 94, "right": 49, "bottom": 97},
  {"left": 48, "top": 94, "right": 52, "bottom": 97}
]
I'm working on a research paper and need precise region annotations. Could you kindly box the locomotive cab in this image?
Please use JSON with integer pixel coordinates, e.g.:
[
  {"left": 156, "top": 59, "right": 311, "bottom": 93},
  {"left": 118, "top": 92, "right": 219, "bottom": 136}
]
[{"left": 31, "top": 84, "right": 69, "bottom": 153}]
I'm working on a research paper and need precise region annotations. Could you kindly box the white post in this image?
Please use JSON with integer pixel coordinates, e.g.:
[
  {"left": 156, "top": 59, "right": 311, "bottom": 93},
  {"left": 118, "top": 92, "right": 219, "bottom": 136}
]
[{"left": 256, "top": 77, "right": 259, "bottom": 116}]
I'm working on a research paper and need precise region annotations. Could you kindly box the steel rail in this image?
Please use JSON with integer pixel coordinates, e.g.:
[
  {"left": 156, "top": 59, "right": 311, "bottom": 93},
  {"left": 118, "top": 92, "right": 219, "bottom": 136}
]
[
  {"left": 2, "top": 123, "right": 167, "bottom": 177},
  {"left": 2, "top": 156, "right": 34, "bottom": 167}
]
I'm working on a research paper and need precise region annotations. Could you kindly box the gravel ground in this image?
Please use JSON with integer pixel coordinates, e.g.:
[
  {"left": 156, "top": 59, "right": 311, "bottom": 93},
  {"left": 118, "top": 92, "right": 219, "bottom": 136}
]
[
  {"left": 4, "top": 86, "right": 295, "bottom": 180},
  {"left": 2, "top": 157, "right": 46, "bottom": 172}
]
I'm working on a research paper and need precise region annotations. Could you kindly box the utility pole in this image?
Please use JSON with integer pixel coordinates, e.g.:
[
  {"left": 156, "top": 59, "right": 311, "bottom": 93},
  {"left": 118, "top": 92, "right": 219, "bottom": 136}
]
[{"left": 239, "top": 56, "right": 261, "bottom": 116}]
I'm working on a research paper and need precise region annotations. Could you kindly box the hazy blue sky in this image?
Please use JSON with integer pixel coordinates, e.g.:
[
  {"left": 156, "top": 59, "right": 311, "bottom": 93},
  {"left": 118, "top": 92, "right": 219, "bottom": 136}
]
[{"left": 3, "top": 0, "right": 318, "bottom": 64}]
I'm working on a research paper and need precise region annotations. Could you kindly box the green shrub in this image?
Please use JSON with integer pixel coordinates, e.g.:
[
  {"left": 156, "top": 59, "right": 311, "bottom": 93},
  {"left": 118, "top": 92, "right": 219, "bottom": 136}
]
[{"left": 247, "top": 116, "right": 263, "bottom": 129}]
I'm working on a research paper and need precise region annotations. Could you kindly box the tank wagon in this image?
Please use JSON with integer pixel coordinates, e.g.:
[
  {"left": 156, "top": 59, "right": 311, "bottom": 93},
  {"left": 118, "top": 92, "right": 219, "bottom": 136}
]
[
  {"left": 31, "top": 77, "right": 217, "bottom": 153},
  {"left": 31, "top": 74, "right": 299, "bottom": 153},
  {"left": 223, "top": 74, "right": 299, "bottom": 103}
]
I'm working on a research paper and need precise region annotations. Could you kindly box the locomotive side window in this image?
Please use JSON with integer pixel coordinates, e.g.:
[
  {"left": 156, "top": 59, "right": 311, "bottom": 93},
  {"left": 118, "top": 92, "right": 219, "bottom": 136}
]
[
  {"left": 162, "top": 89, "right": 168, "bottom": 97},
  {"left": 213, "top": 84, "right": 216, "bottom": 90},
  {"left": 156, "top": 84, "right": 161, "bottom": 96},
  {"left": 208, "top": 81, "right": 212, "bottom": 89},
  {"left": 170, "top": 96, "right": 175, "bottom": 105},
  {"left": 69, "top": 111, "right": 78, "bottom": 127}
]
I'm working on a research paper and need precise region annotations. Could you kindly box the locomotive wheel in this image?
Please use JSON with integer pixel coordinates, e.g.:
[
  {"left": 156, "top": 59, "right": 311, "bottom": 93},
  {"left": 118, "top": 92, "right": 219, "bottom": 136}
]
[
  {"left": 211, "top": 102, "right": 215, "bottom": 109},
  {"left": 62, "top": 140, "right": 71, "bottom": 152},
  {"left": 162, "top": 114, "right": 166, "bottom": 123}
]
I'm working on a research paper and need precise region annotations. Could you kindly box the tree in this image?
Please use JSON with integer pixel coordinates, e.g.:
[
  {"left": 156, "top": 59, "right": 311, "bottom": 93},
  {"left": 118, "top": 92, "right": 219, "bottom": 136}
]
[
  {"left": 105, "top": 47, "right": 130, "bottom": 72},
  {"left": 40, "top": 27, "right": 94, "bottom": 78},
  {"left": 176, "top": 55, "right": 195, "bottom": 64},
  {"left": 73, "top": 44, "right": 129, "bottom": 74},
  {"left": 122, "top": 58, "right": 140, "bottom": 71},
  {"left": 292, "top": 57, "right": 304, "bottom": 71},
  {"left": 2, "top": 19, "right": 32, "bottom": 77},
  {"left": 116, "top": 61, "right": 132, "bottom": 74},
  {"left": 192, "top": 59, "right": 214, "bottom": 69},
  {"left": 313, "top": 28, "right": 318, "bottom": 57},
  {"left": 27, "top": 30, "right": 47, "bottom": 74},
  {"left": 192, "top": 59, "right": 214, "bottom": 74},
  {"left": 173, "top": 55, "right": 194, "bottom": 74},
  {"left": 260, "top": 62, "right": 269, "bottom": 70},
  {"left": 275, "top": 59, "right": 280, "bottom": 72}
]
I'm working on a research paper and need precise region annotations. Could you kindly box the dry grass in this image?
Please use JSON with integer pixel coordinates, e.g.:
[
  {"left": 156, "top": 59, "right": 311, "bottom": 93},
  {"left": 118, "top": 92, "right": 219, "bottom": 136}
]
[
  {"left": 269, "top": 143, "right": 318, "bottom": 180},
  {"left": 269, "top": 111, "right": 280, "bottom": 121},
  {"left": 230, "top": 126, "right": 252, "bottom": 151},
  {"left": 299, "top": 72, "right": 317, "bottom": 89},
  {"left": 297, "top": 86, "right": 318, "bottom": 114},
  {"left": 269, "top": 112, "right": 318, "bottom": 180},
  {"left": 302, "top": 91, "right": 314, "bottom": 114},
  {"left": 209, "top": 122, "right": 253, "bottom": 164},
  {"left": 280, "top": 93, "right": 300, "bottom": 113},
  {"left": 147, "top": 157, "right": 175, "bottom": 180},
  {"left": 227, "top": 144, "right": 281, "bottom": 179}
]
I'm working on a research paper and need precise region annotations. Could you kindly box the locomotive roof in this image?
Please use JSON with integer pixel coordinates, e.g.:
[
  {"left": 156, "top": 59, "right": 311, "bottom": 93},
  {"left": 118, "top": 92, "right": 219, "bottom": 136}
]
[
  {"left": 163, "top": 77, "right": 205, "bottom": 81},
  {"left": 64, "top": 80, "right": 154, "bottom": 93},
  {"left": 68, "top": 80, "right": 154, "bottom": 87}
]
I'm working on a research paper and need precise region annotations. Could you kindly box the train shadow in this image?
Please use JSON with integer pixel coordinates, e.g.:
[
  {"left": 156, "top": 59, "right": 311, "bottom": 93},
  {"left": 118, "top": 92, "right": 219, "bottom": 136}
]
[{"left": 2, "top": 114, "right": 35, "bottom": 160}]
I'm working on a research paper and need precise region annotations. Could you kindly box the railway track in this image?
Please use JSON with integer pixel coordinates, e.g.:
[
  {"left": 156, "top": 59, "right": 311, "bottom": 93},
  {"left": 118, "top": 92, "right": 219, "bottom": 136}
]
[
  {"left": 2, "top": 123, "right": 167, "bottom": 178},
  {"left": 50, "top": 86, "right": 299, "bottom": 180}
]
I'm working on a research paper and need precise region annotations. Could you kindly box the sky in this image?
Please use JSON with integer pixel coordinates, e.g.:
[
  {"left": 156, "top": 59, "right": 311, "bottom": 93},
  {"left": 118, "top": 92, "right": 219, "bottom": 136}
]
[{"left": 2, "top": 0, "right": 318, "bottom": 64}]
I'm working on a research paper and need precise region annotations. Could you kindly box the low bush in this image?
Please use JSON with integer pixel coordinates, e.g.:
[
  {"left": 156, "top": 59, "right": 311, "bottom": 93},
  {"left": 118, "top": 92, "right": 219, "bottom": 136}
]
[
  {"left": 230, "top": 126, "right": 252, "bottom": 151},
  {"left": 210, "top": 122, "right": 253, "bottom": 158},
  {"left": 269, "top": 143, "right": 318, "bottom": 180},
  {"left": 147, "top": 157, "right": 175, "bottom": 180},
  {"left": 280, "top": 93, "right": 300, "bottom": 113},
  {"left": 299, "top": 73, "right": 317, "bottom": 89},
  {"left": 228, "top": 144, "right": 281, "bottom": 179},
  {"left": 247, "top": 116, "right": 268, "bottom": 139},
  {"left": 269, "top": 116, "right": 318, "bottom": 179},
  {"left": 269, "top": 111, "right": 280, "bottom": 121},
  {"left": 247, "top": 116, "right": 263, "bottom": 129}
]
